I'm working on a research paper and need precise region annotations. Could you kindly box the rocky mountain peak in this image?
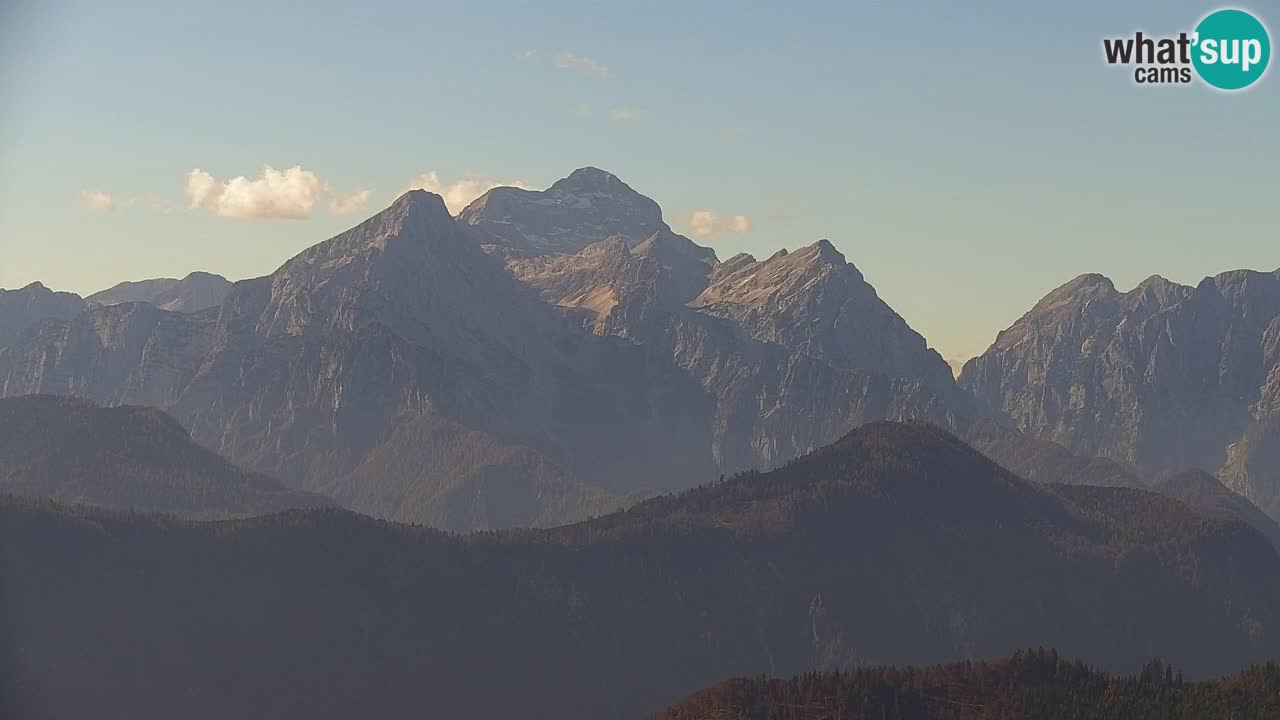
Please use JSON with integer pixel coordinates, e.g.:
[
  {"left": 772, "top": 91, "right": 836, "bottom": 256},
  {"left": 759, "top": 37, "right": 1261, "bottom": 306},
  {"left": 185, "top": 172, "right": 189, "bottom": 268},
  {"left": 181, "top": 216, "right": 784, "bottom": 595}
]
[
  {"left": 0, "top": 281, "right": 86, "bottom": 348},
  {"left": 1031, "top": 273, "right": 1116, "bottom": 310},
  {"left": 548, "top": 166, "right": 631, "bottom": 195},
  {"left": 692, "top": 238, "right": 952, "bottom": 387},
  {"left": 459, "top": 168, "right": 670, "bottom": 254},
  {"left": 388, "top": 188, "right": 454, "bottom": 222}
]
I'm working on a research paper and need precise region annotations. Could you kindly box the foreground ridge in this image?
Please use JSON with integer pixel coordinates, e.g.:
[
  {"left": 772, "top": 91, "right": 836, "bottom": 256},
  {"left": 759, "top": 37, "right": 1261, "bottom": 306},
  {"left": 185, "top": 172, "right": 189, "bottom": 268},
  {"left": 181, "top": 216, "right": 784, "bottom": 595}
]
[
  {"left": 655, "top": 648, "right": 1280, "bottom": 720},
  {"left": 2, "top": 421, "right": 1277, "bottom": 719}
]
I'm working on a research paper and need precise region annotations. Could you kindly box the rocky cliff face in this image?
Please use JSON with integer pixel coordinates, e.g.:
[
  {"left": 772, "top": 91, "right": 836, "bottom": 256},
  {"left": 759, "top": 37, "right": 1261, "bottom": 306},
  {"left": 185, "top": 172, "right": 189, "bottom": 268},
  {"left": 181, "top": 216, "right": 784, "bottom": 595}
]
[
  {"left": 88, "top": 271, "right": 233, "bottom": 313},
  {"left": 1219, "top": 416, "right": 1280, "bottom": 521},
  {"left": 0, "top": 282, "right": 85, "bottom": 348},
  {"left": 959, "top": 269, "right": 1280, "bottom": 517},
  {"left": 692, "top": 240, "right": 954, "bottom": 388},
  {"left": 0, "top": 300, "right": 216, "bottom": 406}
]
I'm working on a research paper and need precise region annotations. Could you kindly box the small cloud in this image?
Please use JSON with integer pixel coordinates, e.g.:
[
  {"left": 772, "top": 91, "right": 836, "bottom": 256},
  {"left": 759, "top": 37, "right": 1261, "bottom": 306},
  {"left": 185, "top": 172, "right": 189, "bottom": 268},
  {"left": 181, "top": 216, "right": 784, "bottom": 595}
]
[
  {"left": 609, "top": 106, "right": 643, "bottom": 122},
  {"left": 565, "top": 103, "right": 594, "bottom": 119},
  {"left": 402, "top": 172, "right": 534, "bottom": 214},
  {"left": 79, "top": 190, "right": 115, "bottom": 211},
  {"left": 552, "top": 51, "right": 610, "bottom": 78},
  {"left": 686, "top": 210, "right": 753, "bottom": 239},
  {"left": 184, "top": 165, "right": 365, "bottom": 220},
  {"left": 328, "top": 189, "right": 372, "bottom": 216},
  {"left": 186, "top": 165, "right": 325, "bottom": 220}
]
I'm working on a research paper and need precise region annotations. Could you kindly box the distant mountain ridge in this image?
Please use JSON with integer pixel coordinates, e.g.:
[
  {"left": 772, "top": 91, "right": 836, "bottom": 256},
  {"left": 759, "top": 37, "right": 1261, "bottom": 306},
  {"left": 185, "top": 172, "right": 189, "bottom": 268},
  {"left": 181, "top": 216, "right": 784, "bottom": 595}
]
[
  {"left": 87, "top": 271, "right": 232, "bottom": 313},
  {"left": 0, "top": 394, "right": 329, "bottom": 518},
  {"left": 960, "top": 268, "right": 1280, "bottom": 520},
  {"left": 2, "top": 421, "right": 1276, "bottom": 719}
]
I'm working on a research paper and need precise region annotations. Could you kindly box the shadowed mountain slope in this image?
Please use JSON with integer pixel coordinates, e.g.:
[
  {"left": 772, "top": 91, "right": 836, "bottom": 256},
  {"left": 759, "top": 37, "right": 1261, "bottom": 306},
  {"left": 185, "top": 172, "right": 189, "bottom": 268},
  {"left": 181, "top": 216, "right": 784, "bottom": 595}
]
[
  {"left": 2, "top": 422, "right": 1276, "bottom": 719},
  {"left": 0, "top": 395, "right": 330, "bottom": 518}
]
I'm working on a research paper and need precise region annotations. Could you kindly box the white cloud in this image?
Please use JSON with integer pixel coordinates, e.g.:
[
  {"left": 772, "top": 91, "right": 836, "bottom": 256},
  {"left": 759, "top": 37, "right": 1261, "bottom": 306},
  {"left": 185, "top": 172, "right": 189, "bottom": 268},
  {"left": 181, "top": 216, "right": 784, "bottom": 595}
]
[
  {"left": 184, "top": 165, "right": 367, "bottom": 220},
  {"left": 553, "top": 51, "right": 610, "bottom": 78},
  {"left": 609, "top": 106, "right": 643, "bottom": 122},
  {"left": 79, "top": 190, "right": 115, "bottom": 211},
  {"left": 329, "top": 189, "right": 372, "bottom": 216},
  {"left": 402, "top": 172, "right": 534, "bottom": 214},
  {"left": 186, "top": 165, "right": 324, "bottom": 220},
  {"left": 687, "top": 210, "right": 753, "bottom": 239}
]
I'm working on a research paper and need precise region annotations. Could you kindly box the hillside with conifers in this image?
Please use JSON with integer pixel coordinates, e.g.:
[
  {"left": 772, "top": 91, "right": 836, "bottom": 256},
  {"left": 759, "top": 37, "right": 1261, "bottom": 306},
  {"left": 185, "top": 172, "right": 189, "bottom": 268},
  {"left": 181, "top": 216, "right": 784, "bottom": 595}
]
[
  {"left": 654, "top": 648, "right": 1280, "bottom": 720},
  {"left": 3, "top": 422, "right": 1279, "bottom": 719},
  {"left": 0, "top": 395, "right": 330, "bottom": 518}
]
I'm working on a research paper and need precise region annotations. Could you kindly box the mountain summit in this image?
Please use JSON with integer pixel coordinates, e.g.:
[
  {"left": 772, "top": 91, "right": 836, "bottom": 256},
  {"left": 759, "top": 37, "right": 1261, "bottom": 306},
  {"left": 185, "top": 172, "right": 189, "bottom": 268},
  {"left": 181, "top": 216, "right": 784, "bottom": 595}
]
[{"left": 459, "top": 166, "right": 670, "bottom": 254}]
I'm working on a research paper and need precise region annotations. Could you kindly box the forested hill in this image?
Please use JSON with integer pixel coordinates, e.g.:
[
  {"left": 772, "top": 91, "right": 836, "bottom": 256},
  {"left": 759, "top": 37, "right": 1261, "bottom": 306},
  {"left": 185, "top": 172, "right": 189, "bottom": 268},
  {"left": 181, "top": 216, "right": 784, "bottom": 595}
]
[
  {"left": 3, "top": 422, "right": 1278, "bottom": 719},
  {"left": 0, "top": 395, "right": 330, "bottom": 518},
  {"left": 654, "top": 649, "right": 1280, "bottom": 720}
]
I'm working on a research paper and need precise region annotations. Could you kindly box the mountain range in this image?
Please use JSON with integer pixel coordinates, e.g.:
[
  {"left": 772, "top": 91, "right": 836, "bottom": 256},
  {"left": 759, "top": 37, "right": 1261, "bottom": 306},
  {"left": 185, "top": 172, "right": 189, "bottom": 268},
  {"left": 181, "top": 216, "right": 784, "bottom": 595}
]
[
  {"left": 3, "top": 421, "right": 1276, "bottom": 719},
  {"left": 961, "top": 270, "right": 1280, "bottom": 519},
  {"left": 1, "top": 167, "right": 1276, "bottom": 531},
  {"left": 0, "top": 168, "right": 981, "bottom": 528}
]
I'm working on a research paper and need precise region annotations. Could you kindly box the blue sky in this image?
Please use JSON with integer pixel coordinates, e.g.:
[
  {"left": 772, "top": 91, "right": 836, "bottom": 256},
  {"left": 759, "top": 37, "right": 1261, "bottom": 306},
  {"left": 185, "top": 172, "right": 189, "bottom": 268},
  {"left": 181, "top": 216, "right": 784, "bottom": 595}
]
[{"left": 2, "top": 0, "right": 1277, "bottom": 368}]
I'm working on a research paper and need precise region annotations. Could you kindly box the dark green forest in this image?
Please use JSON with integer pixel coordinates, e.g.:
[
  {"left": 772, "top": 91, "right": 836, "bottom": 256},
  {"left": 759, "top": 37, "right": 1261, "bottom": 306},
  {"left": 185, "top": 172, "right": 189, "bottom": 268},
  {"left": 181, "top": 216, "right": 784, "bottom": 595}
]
[{"left": 656, "top": 648, "right": 1280, "bottom": 720}]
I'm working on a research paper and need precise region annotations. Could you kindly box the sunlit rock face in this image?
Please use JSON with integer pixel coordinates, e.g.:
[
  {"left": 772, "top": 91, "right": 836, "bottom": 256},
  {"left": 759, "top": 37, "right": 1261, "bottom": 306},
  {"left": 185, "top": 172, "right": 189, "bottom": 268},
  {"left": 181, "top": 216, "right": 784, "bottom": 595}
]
[{"left": 960, "top": 268, "right": 1280, "bottom": 518}]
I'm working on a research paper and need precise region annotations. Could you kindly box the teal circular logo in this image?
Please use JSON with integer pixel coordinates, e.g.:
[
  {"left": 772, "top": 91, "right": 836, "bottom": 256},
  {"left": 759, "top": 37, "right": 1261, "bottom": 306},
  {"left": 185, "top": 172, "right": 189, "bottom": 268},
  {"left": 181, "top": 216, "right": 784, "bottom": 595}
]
[{"left": 1192, "top": 9, "right": 1271, "bottom": 90}]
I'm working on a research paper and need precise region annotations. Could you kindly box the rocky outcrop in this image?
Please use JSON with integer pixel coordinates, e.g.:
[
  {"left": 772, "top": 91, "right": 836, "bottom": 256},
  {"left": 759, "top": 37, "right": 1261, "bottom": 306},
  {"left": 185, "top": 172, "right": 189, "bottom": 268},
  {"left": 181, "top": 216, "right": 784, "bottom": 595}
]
[{"left": 88, "top": 271, "right": 233, "bottom": 313}]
